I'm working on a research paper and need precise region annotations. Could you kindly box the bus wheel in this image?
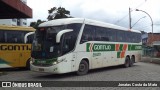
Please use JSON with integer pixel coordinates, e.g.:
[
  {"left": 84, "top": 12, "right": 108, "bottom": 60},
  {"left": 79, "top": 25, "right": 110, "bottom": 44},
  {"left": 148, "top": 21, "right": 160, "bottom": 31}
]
[
  {"left": 129, "top": 56, "right": 134, "bottom": 67},
  {"left": 124, "top": 57, "right": 130, "bottom": 68},
  {"left": 77, "top": 60, "right": 89, "bottom": 75},
  {"left": 26, "top": 59, "right": 31, "bottom": 70}
]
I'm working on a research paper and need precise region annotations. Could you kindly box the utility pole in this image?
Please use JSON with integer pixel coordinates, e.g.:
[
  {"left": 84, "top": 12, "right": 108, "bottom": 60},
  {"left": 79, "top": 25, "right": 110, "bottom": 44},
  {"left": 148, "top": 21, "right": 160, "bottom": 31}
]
[{"left": 129, "top": 7, "right": 132, "bottom": 29}]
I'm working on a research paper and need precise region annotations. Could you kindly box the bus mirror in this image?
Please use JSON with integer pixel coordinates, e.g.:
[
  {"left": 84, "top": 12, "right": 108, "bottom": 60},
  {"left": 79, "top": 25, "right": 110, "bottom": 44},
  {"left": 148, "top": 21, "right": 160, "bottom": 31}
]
[
  {"left": 24, "top": 32, "right": 35, "bottom": 43},
  {"left": 56, "top": 29, "right": 73, "bottom": 43}
]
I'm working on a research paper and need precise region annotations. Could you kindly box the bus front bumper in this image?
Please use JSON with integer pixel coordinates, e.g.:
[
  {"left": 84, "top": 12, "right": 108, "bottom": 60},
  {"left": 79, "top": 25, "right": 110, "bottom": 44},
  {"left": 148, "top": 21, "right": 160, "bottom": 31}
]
[{"left": 30, "top": 63, "right": 59, "bottom": 74}]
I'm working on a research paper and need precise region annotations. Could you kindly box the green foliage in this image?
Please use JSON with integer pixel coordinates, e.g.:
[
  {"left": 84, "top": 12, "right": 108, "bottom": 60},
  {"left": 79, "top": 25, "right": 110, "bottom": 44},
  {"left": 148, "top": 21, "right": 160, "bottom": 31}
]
[
  {"left": 47, "top": 7, "right": 71, "bottom": 20},
  {"left": 30, "top": 7, "right": 72, "bottom": 28}
]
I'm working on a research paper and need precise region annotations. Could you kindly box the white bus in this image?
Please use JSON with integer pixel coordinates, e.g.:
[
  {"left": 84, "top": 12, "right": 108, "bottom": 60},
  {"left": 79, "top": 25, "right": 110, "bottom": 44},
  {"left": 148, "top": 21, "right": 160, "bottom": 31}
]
[{"left": 30, "top": 18, "right": 142, "bottom": 75}]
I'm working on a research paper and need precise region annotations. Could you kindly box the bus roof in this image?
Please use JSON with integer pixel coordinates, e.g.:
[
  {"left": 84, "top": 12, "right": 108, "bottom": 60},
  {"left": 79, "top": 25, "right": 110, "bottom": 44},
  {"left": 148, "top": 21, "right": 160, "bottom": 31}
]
[
  {"left": 0, "top": 25, "right": 35, "bottom": 31},
  {"left": 39, "top": 18, "right": 141, "bottom": 33},
  {"left": 39, "top": 18, "right": 84, "bottom": 27}
]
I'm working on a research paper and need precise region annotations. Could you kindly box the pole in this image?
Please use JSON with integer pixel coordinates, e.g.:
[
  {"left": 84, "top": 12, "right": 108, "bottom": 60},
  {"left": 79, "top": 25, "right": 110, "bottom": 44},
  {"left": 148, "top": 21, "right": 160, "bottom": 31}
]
[{"left": 129, "top": 7, "right": 132, "bottom": 29}]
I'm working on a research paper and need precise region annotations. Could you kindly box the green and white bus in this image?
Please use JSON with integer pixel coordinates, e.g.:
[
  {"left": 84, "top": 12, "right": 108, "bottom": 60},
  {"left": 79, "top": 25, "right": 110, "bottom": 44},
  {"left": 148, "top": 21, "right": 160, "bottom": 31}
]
[{"left": 30, "top": 18, "right": 142, "bottom": 75}]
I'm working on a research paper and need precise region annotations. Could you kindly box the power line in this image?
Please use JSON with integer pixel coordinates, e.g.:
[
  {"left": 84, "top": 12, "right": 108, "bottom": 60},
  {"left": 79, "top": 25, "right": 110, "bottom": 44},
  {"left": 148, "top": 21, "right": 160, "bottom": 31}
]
[
  {"left": 134, "top": 25, "right": 151, "bottom": 30},
  {"left": 114, "top": 0, "right": 147, "bottom": 24}
]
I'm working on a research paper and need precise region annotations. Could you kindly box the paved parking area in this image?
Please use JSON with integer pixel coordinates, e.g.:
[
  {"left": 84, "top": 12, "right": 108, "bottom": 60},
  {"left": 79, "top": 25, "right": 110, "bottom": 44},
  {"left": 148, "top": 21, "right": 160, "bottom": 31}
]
[{"left": 0, "top": 62, "right": 160, "bottom": 90}]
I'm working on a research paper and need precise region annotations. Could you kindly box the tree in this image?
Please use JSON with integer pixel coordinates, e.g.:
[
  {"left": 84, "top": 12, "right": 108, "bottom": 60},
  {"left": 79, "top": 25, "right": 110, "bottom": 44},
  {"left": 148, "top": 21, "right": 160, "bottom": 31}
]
[
  {"left": 47, "top": 7, "right": 71, "bottom": 20},
  {"left": 30, "top": 19, "right": 45, "bottom": 29}
]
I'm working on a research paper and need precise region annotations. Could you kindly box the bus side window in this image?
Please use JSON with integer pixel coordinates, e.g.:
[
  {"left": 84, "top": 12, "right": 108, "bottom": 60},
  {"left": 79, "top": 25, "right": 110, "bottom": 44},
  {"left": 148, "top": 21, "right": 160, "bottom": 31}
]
[
  {"left": 0, "top": 31, "right": 5, "bottom": 43},
  {"left": 5, "top": 31, "right": 24, "bottom": 43},
  {"left": 95, "top": 27, "right": 101, "bottom": 41},
  {"left": 137, "top": 33, "right": 142, "bottom": 43},
  {"left": 80, "top": 25, "right": 95, "bottom": 44},
  {"left": 95, "top": 27, "right": 109, "bottom": 41},
  {"left": 116, "top": 30, "right": 126, "bottom": 42},
  {"left": 61, "top": 32, "right": 74, "bottom": 55},
  {"left": 106, "top": 29, "right": 116, "bottom": 42}
]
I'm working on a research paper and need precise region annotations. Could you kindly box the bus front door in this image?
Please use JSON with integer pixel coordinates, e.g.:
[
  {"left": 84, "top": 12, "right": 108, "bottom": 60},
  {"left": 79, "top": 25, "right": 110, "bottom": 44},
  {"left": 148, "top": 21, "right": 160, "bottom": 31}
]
[
  {"left": 71, "top": 53, "right": 77, "bottom": 71},
  {"left": 92, "top": 52, "right": 103, "bottom": 69}
]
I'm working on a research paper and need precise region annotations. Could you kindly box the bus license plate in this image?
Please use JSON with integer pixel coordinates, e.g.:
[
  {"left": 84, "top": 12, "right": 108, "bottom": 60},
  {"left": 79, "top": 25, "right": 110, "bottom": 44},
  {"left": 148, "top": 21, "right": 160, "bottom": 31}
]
[{"left": 39, "top": 68, "right": 44, "bottom": 71}]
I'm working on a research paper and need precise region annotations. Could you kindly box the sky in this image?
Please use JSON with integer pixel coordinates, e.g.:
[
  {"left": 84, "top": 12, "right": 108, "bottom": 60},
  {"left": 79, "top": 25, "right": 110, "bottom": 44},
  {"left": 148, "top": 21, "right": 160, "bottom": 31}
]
[{"left": 27, "top": 0, "right": 160, "bottom": 33}]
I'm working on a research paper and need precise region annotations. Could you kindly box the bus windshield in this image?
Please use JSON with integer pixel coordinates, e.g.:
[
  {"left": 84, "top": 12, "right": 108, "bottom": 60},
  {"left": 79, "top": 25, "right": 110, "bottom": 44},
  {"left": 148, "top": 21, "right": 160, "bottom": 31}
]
[{"left": 31, "top": 23, "right": 82, "bottom": 59}]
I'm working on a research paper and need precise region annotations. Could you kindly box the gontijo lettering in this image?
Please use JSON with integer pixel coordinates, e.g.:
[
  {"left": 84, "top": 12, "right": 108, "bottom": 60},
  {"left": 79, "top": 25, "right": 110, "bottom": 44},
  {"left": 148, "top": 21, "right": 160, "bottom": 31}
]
[
  {"left": 86, "top": 43, "right": 115, "bottom": 52},
  {"left": 94, "top": 44, "right": 111, "bottom": 51},
  {"left": 0, "top": 45, "right": 31, "bottom": 51}
]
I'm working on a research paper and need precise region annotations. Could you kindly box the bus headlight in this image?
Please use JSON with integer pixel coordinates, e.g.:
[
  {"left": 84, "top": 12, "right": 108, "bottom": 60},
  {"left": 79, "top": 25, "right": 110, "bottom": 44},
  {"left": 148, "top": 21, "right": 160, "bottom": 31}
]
[
  {"left": 53, "top": 58, "right": 66, "bottom": 65},
  {"left": 53, "top": 61, "right": 58, "bottom": 65}
]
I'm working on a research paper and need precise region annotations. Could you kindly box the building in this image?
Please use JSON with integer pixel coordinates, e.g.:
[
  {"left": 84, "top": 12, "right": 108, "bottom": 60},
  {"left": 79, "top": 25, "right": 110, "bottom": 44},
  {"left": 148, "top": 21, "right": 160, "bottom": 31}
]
[
  {"left": 142, "top": 33, "right": 160, "bottom": 46},
  {"left": 0, "top": 0, "right": 30, "bottom": 26},
  {"left": 142, "top": 33, "right": 160, "bottom": 57}
]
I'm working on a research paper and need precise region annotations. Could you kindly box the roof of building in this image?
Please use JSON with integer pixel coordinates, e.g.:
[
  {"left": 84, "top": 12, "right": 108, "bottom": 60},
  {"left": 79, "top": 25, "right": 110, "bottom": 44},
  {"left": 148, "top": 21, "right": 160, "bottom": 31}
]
[{"left": 0, "top": 0, "right": 32, "bottom": 19}]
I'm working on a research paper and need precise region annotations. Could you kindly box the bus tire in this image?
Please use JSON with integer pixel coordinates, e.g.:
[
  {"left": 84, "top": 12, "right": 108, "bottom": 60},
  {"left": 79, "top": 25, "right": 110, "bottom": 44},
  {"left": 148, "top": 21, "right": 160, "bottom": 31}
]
[
  {"left": 26, "top": 59, "right": 31, "bottom": 70},
  {"left": 124, "top": 57, "right": 130, "bottom": 68},
  {"left": 77, "top": 60, "right": 89, "bottom": 75},
  {"left": 129, "top": 56, "right": 134, "bottom": 67}
]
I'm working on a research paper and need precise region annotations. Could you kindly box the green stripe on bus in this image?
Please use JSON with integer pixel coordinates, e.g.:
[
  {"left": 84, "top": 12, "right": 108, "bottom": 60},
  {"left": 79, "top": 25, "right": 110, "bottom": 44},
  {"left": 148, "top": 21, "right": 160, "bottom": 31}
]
[
  {"left": 87, "top": 43, "right": 115, "bottom": 52},
  {"left": 119, "top": 44, "right": 123, "bottom": 51},
  {"left": 128, "top": 45, "right": 142, "bottom": 51},
  {"left": 117, "top": 52, "right": 121, "bottom": 58},
  {"left": 86, "top": 43, "right": 90, "bottom": 52},
  {"left": 86, "top": 43, "right": 141, "bottom": 52},
  {"left": 34, "top": 58, "right": 57, "bottom": 65}
]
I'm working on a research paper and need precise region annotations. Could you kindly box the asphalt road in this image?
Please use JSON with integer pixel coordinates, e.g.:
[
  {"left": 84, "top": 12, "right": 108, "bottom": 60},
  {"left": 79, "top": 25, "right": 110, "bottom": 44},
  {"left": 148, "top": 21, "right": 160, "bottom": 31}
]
[{"left": 0, "top": 62, "right": 160, "bottom": 90}]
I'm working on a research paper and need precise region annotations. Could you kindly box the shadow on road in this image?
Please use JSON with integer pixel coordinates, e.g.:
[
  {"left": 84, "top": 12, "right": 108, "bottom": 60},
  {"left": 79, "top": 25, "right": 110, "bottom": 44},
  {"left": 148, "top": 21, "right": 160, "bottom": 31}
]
[
  {"left": 88, "top": 64, "right": 139, "bottom": 75},
  {"left": 33, "top": 72, "right": 77, "bottom": 80},
  {"left": 0, "top": 68, "right": 29, "bottom": 76},
  {"left": 0, "top": 68, "right": 28, "bottom": 72}
]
